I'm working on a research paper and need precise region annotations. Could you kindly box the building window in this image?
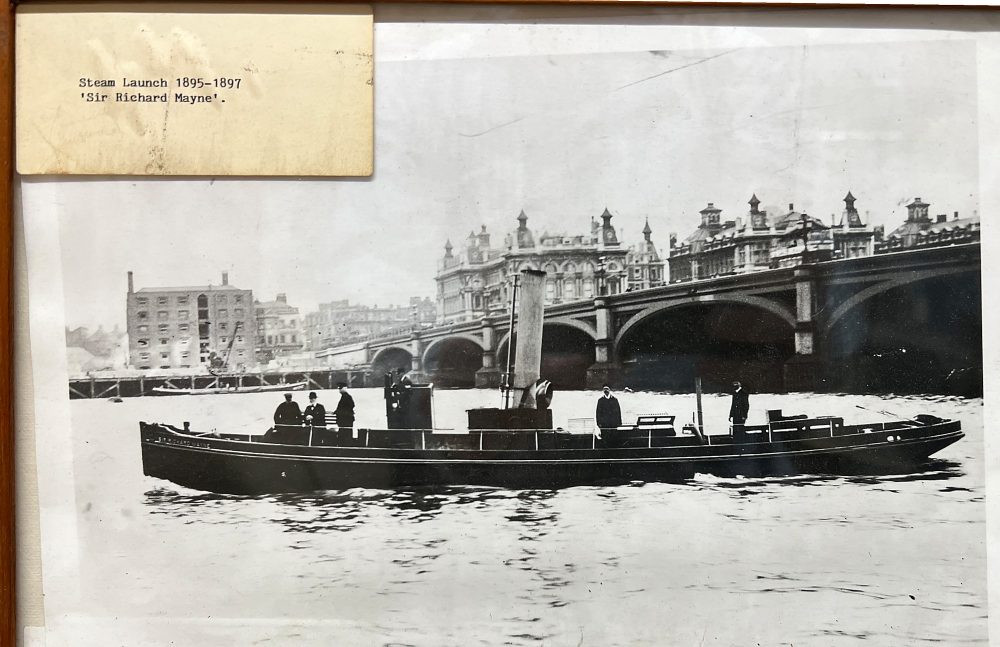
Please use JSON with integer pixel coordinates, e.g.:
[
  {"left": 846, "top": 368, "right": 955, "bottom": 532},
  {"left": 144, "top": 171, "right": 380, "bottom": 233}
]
[
  {"left": 236, "top": 335, "right": 244, "bottom": 343},
  {"left": 178, "top": 324, "right": 189, "bottom": 333},
  {"left": 291, "top": 334, "right": 297, "bottom": 343},
  {"left": 177, "top": 310, "right": 189, "bottom": 320},
  {"left": 217, "top": 295, "right": 228, "bottom": 304},
  {"left": 136, "top": 297, "right": 148, "bottom": 306},
  {"left": 136, "top": 339, "right": 149, "bottom": 348},
  {"left": 218, "top": 309, "right": 228, "bottom": 318},
  {"left": 219, "top": 322, "right": 228, "bottom": 331},
  {"left": 157, "top": 296, "right": 168, "bottom": 305},
  {"left": 234, "top": 295, "right": 243, "bottom": 304},
  {"left": 159, "top": 338, "right": 169, "bottom": 345},
  {"left": 137, "top": 325, "right": 148, "bottom": 333},
  {"left": 180, "top": 351, "right": 190, "bottom": 359},
  {"left": 234, "top": 308, "right": 244, "bottom": 317},
  {"left": 160, "top": 352, "right": 169, "bottom": 360},
  {"left": 179, "top": 336, "right": 191, "bottom": 345},
  {"left": 267, "top": 335, "right": 273, "bottom": 345},
  {"left": 137, "top": 311, "right": 148, "bottom": 320},
  {"left": 237, "top": 350, "right": 245, "bottom": 357},
  {"left": 158, "top": 324, "right": 169, "bottom": 333},
  {"left": 177, "top": 296, "right": 188, "bottom": 305},
  {"left": 138, "top": 352, "right": 150, "bottom": 360},
  {"left": 157, "top": 310, "right": 169, "bottom": 320}
]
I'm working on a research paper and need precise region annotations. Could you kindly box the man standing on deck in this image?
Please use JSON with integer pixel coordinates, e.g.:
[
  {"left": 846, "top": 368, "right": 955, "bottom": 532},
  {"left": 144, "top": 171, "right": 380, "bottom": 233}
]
[
  {"left": 595, "top": 385, "right": 622, "bottom": 434},
  {"left": 729, "top": 380, "right": 750, "bottom": 443},
  {"left": 272, "top": 393, "right": 303, "bottom": 443},
  {"left": 335, "top": 382, "right": 356, "bottom": 444},
  {"left": 303, "top": 391, "right": 328, "bottom": 445}
]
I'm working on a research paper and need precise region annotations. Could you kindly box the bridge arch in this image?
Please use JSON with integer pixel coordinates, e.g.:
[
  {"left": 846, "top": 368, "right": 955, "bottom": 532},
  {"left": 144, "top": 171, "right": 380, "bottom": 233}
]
[
  {"left": 421, "top": 334, "right": 486, "bottom": 388},
  {"left": 421, "top": 333, "right": 486, "bottom": 364},
  {"left": 615, "top": 296, "right": 796, "bottom": 392},
  {"left": 821, "top": 266, "right": 974, "bottom": 334},
  {"left": 496, "top": 322, "right": 597, "bottom": 389},
  {"left": 821, "top": 267, "right": 982, "bottom": 394},
  {"left": 369, "top": 345, "right": 414, "bottom": 378},
  {"left": 496, "top": 317, "right": 597, "bottom": 353},
  {"left": 614, "top": 294, "right": 796, "bottom": 349}
]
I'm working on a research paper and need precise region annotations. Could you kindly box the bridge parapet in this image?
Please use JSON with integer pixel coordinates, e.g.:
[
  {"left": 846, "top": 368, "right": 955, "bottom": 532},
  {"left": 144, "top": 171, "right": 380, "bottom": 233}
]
[{"left": 317, "top": 244, "right": 980, "bottom": 391}]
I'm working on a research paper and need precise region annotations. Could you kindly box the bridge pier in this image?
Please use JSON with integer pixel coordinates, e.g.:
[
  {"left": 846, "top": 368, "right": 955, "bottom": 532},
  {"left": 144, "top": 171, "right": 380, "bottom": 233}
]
[
  {"left": 475, "top": 354, "right": 502, "bottom": 388},
  {"left": 784, "top": 266, "right": 820, "bottom": 391},
  {"left": 408, "top": 332, "right": 430, "bottom": 384},
  {"left": 585, "top": 297, "right": 622, "bottom": 389},
  {"left": 475, "top": 320, "right": 502, "bottom": 388}
]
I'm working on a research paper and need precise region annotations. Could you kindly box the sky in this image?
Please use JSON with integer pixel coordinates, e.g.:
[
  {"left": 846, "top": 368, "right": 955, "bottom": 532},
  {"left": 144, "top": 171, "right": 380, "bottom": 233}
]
[{"left": 25, "top": 18, "right": 981, "bottom": 330}]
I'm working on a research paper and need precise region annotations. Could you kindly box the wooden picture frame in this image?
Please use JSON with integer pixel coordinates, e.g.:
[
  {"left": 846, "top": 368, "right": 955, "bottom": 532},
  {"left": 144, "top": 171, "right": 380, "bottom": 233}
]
[{"left": 2, "top": 3, "right": 995, "bottom": 646}]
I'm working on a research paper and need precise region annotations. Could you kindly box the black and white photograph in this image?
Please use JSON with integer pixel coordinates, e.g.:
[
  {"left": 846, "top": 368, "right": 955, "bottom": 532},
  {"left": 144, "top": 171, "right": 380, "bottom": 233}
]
[{"left": 17, "top": 6, "right": 996, "bottom": 646}]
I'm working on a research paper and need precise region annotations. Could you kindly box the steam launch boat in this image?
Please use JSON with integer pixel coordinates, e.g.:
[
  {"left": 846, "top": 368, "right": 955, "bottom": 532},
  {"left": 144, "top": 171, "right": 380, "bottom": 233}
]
[{"left": 139, "top": 270, "right": 964, "bottom": 494}]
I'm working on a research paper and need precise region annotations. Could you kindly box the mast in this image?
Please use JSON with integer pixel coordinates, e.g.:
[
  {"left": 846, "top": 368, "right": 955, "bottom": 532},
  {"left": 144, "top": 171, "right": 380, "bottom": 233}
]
[{"left": 693, "top": 377, "right": 706, "bottom": 444}]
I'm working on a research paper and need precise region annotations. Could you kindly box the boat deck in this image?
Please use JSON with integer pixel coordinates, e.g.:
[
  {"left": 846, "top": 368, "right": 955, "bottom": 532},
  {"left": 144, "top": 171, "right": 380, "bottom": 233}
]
[{"left": 158, "top": 415, "right": 934, "bottom": 452}]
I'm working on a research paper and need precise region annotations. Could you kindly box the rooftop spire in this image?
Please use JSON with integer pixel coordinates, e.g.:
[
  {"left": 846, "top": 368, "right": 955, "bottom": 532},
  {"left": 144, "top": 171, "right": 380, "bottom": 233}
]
[{"left": 642, "top": 218, "right": 652, "bottom": 241}]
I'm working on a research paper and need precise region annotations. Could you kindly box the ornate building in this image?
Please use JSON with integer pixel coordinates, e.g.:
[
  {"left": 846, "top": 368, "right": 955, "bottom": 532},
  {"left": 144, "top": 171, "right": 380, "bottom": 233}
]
[
  {"left": 875, "top": 197, "right": 980, "bottom": 253},
  {"left": 625, "top": 219, "right": 665, "bottom": 291},
  {"left": 254, "top": 294, "right": 304, "bottom": 363},
  {"left": 125, "top": 271, "right": 257, "bottom": 371},
  {"left": 436, "top": 209, "right": 662, "bottom": 324},
  {"left": 668, "top": 192, "right": 877, "bottom": 282}
]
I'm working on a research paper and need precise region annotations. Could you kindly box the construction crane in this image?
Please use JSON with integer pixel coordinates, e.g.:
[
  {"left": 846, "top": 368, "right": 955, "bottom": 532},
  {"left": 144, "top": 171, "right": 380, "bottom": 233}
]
[{"left": 208, "top": 321, "right": 242, "bottom": 374}]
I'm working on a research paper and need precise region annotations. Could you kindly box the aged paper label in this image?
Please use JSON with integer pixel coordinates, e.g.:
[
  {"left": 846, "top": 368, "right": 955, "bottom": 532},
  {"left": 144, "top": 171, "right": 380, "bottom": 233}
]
[{"left": 15, "top": 3, "right": 373, "bottom": 176}]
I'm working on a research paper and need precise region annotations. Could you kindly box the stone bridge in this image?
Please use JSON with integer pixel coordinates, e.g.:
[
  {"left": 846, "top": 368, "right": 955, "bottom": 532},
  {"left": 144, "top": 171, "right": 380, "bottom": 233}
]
[{"left": 316, "top": 243, "right": 981, "bottom": 393}]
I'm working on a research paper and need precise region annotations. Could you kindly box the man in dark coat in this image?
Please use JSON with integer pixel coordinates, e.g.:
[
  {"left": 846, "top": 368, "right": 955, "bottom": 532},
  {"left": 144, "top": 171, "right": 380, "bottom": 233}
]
[
  {"left": 729, "top": 381, "right": 750, "bottom": 443},
  {"left": 273, "top": 393, "right": 302, "bottom": 426},
  {"left": 595, "top": 385, "right": 622, "bottom": 432},
  {"left": 303, "top": 391, "right": 327, "bottom": 444},
  {"left": 335, "top": 383, "right": 356, "bottom": 443},
  {"left": 272, "top": 393, "right": 303, "bottom": 443}
]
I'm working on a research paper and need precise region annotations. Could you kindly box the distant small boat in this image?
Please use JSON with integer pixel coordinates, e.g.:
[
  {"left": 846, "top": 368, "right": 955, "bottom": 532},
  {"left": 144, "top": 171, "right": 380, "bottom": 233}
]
[{"left": 151, "top": 381, "right": 307, "bottom": 396}]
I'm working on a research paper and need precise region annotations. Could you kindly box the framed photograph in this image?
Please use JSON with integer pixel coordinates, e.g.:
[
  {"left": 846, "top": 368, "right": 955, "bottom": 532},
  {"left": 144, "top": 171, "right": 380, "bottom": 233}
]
[{"left": 6, "top": 3, "right": 998, "bottom": 646}]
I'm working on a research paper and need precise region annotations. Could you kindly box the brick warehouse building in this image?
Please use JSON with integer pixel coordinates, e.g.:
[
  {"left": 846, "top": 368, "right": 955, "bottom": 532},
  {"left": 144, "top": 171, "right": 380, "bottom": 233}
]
[{"left": 125, "top": 271, "right": 257, "bottom": 371}]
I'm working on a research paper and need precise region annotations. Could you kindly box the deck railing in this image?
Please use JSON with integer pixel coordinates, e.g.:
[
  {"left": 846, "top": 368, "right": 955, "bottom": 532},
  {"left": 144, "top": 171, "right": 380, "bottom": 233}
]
[{"left": 184, "top": 415, "right": 907, "bottom": 451}]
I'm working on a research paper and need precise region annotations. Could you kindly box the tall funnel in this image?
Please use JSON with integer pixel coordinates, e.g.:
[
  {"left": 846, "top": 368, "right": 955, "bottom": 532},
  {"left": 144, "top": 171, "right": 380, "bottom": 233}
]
[{"left": 512, "top": 269, "right": 546, "bottom": 408}]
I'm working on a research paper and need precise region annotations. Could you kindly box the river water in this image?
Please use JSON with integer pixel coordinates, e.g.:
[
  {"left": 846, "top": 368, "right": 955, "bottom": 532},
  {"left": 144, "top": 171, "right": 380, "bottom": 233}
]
[{"left": 57, "top": 390, "right": 985, "bottom": 646}]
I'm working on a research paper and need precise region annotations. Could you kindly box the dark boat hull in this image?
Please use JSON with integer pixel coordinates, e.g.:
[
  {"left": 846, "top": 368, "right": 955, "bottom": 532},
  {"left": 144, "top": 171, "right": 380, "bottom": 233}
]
[{"left": 140, "top": 420, "right": 964, "bottom": 494}]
